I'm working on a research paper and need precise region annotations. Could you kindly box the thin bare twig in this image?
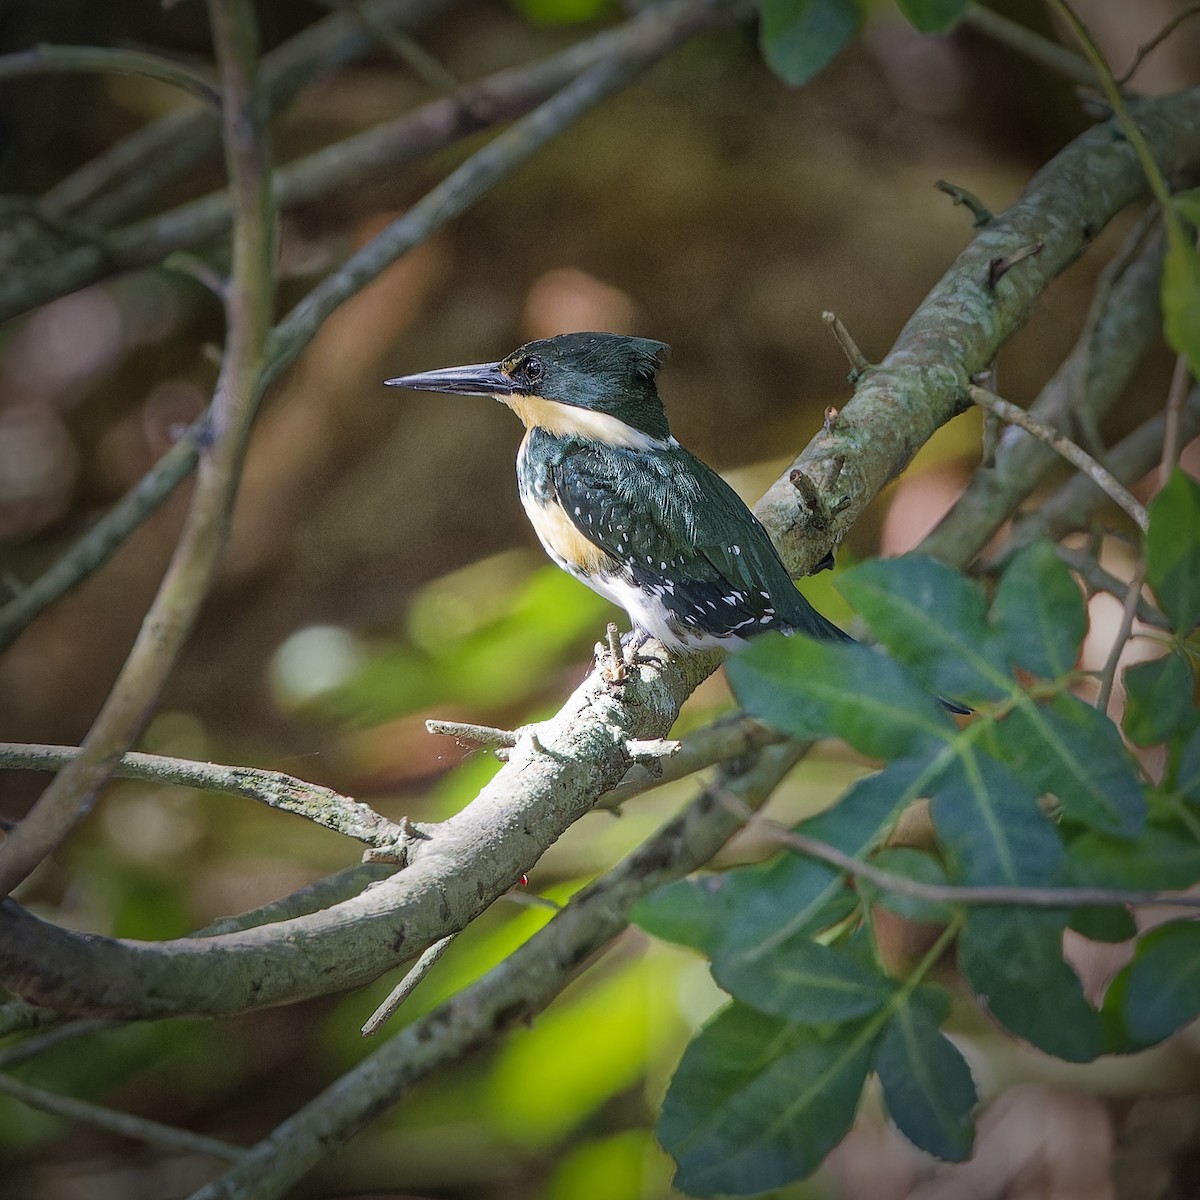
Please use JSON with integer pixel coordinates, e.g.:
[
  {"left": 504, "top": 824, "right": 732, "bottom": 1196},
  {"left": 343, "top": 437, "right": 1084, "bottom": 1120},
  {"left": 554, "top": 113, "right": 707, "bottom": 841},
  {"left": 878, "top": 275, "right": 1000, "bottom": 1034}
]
[
  {"left": 1117, "top": 2, "right": 1200, "bottom": 87},
  {"left": 0, "top": 43, "right": 219, "bottom": 106},
  {"left": 0, "top": 0, "right": 276, "bottom": 898},
  {"left": 0, "top": 416, "right": 208, "bottom": 654},
  {"left": 935, "top": 178, "right": 993, "bottom": 226},
  {"left": 1056, "top": 545, "right": 1168, "bottom": 629},
  {"left": 362, "top": 934, "right": 455, "bottom": 1036},
  {"left": 0, "top": 1071, "right": 247, "bottom": 1162},
  {"left": 822, "top": 310, "right": 871, "bottom": 379},
  {"left": 0, "top": 743, "right": 403, "bottom": 847},
  {"left": 997, "top": 385, "right": 1200, "bottom": 565},
  {"left": 718, "top": 791, "right": 1200, "bottom": 911},
  {"left": 1096, "top": 563, "right": 1148, "bottom": 713},
  {"left": 960, "top": 4, "right": 1096, "bottom": 87},
  {"left": 424, "top": 720, "right": 518, "bottom": 748},
  {"left": 1163, "top": 352, "right": 1193, "bottom": 477},
  {"left": 968, "top": 384, "right": 1149, "bottom": 530}
]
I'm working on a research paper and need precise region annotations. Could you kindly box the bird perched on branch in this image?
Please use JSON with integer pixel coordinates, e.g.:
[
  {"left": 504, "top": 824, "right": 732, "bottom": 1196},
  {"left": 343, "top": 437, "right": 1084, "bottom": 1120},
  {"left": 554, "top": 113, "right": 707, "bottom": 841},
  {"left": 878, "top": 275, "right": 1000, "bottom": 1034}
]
[
  {"left": 387, "top": 331, "right": 968, "bottom": 713},
  {"left": 385, "top": 329, "right": 851, "bottom": 647}
]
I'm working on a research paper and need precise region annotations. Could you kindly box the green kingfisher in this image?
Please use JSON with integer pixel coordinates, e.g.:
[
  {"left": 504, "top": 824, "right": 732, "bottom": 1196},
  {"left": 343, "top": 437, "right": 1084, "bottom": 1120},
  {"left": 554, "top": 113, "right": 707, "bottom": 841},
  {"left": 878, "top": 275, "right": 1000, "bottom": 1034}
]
[{"left": 385, "top": 331, "right": 868, "bottom": 660}]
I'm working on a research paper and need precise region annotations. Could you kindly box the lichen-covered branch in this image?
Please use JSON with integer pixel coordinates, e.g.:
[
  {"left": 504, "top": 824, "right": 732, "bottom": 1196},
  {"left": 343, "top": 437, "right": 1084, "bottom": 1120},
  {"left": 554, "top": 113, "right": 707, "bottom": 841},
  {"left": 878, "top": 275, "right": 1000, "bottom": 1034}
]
[
  {"left": 918, "top": 218, "right": 1164, "bottom": 565},
  {"left": 189, "top": 741, "right": 806, "bottom": 1200},
  {"left": 755, "top": 86, "right": 1200, "bottom": 577},
  {"left": 0, "top": 743, "right": 403, "bottom": 846}
]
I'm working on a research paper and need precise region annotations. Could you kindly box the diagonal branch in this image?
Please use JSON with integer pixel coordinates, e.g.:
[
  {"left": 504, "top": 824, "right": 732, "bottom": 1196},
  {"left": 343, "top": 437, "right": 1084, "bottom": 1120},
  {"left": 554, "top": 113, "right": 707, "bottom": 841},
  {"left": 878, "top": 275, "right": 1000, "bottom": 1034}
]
[
  {"left": 0, "top": 0, "right": 276, "bottom": 898},
  {"left": 0, "top": 44, "right": 219, "bottom": 106},
  {"left": 188, "top": 741, "right": 806, "bottom": 1200}
]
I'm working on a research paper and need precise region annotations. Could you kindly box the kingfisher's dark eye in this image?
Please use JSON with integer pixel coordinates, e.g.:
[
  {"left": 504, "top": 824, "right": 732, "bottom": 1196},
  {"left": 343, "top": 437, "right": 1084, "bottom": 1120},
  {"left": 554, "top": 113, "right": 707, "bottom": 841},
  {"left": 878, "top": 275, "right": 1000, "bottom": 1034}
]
[{"left": 524, "top": 356, "right": 545, "bottom": 385}]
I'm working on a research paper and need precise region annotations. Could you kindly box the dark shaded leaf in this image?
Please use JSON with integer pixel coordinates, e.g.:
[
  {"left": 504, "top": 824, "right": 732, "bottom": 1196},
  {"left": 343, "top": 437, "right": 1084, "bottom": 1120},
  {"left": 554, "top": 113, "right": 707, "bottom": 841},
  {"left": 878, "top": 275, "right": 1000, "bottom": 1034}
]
[
  {"left": 895, "top": 0, "right": 969, "bottom": 32},
  {"left": 728, "top": 634, "right": 953, "bottom": 759},
  {"left": 720, "top": 760, "right": 933, "bottom": 968},
  {"left": 714, "top": 937, "right": 896, "bottom": 1022},
  {"left": 1069, "top": 905, "right": 1137, "bottom": 943},
  {"left": 876, "top": 986, "right": 976, "bottom": 1161},
  {"left": 1124, "top": 652, "right": 1195, "bottom": 746},
  {"left": 837, "top": 557, "right": 1010, "bottom": 703},
  {"left": 960, "top": 907, "right": 1101, "bottom": 1062},
  {"left": 989, "top": 694, "right": 1145, "bottom": 836},
  {"left": 863, "top": 847, "right": 954, "bottom": 922},
  {"left": 758, "top": 0, "right": 858, "bottom": 87},
  {"left": 1146, "top": 468, "right": 1200, "bottom": 633},
  {"left": 660, "top": 1002, "right": 874, "bottom": 1196},
  {"left": 1068, "top": 821, "right": 1200, "bottom": 891},
  {"left": 992, "top": 541, "right": 1086, "bottom": 680},
  {"left": 632, "top": 855, "right": 853, "bottom": 957},
  {"left": 930, "top": 751, "right": 1063, "bottom": 886},
  {"left": 1111, "top": 921, "right": 1200, "bottom": 1047},
  {"left": 1179, "top": 724, "right": 1200, "bottom": 801}
]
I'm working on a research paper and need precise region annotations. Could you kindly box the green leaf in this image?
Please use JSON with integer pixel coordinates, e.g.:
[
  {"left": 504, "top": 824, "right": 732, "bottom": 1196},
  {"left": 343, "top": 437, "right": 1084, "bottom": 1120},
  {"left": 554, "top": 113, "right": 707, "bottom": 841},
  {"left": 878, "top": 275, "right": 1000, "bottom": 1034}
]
[
  {"left": 1068, "top": 905, "right": 1137, "bottom": 944},
  {"left": 1163, "top": 230, "right": 1200, "bottom": 379},
  {"left": 875, "top": 987, "right": 976, "bottom": 1161},
  {"left": 1124, "top": 652, "right": 1196, "bottom": 746},
  {"left": 727, "top": 634, "right": 953, "bottom": 759},
  {"left": 959, "top": 907, "right": 1101, "bottom": 1062},
  {"left": 1068, "top": 821, "right": 1200, "bottom": 891},
  {"left": 1147, "top": 469, "right": 1200, "bottom": 633},
  {"left": 720, "top": 760, "right": 933, "bottom": 963},
  {"left": 660, "top": 1002, "right": 874, "bottom": 1196},
  {"left": 930, "top": 751, "right": 1063, "bottom": 886},
  {"left": 838, "top": 557, "right": 1010, "bottom": 703},
  {"left": 1179, "top": 724, "right": 1200, "bottom": 801},
  {"left": 863, "top": 847, "right": 953, "bottom": 922},
  {"left": 894, "top": 0, "right": 968, "bottom": 33},
  {"left": 1113, "top": 922, "right": 1200, "bottom": 1046},
  {"left": 988, "top": 695, "right": 1146, "bottom": 836},
  {"left": 758, "top": 0, "right": 858, "bottom": 87},
  {"left": 992, "top": 541, "right": 1086, "bottom": 681},
  {"left": 714, "top": 937, "right": 896, "bottom": 1022}
]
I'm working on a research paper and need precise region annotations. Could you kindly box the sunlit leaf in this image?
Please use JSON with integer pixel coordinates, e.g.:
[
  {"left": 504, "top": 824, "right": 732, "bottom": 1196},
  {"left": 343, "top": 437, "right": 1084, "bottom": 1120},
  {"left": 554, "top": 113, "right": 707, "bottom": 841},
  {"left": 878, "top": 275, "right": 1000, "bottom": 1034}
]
[
  {"left": 508, "top": 0, "right": 610, "bottom": 24},
  {"left": 894, "top": 0, "right": 968, "bottom": 33},
  {"left": 837, "top": 557, "right": 1010, "bottom": 703},
  {"left": 959, "top": 907, "right": 1101, "bottom": 1062},
  {"left": 992, "top": 541, "right": 1086, "bottom": 680},
  {"left": 1109, "top": 922, "right": 1200, "bottom": 1047},
  {"left": 875, "top": 986, "right": 976, "bottom": 1161},
  {"left": 930, "top": 751, "right": 1063, "bottom": 885},
  {"left": 727, "top": 634, "right": 954, "bottom": 759},
  {"left": 660, "top": 1002, "right": 874, "bottom": 1197},
  {"left": 758, "top": 0, "right": 858, "bottom": 87},
  {"left": 1124, "top": 652, "right": 1196, "bottom": 746},
  {"left": 988, "top": 694, "right": 1146, "bottom": 836},
  {"left": 714, "top": 936, "right": 896, "bottom": 1022}
]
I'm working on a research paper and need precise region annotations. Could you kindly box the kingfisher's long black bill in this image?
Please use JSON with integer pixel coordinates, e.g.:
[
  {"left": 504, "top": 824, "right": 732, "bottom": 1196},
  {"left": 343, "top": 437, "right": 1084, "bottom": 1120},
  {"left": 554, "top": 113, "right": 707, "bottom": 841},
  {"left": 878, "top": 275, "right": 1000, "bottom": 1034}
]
[{"left": 384, "top": 361, "right": 516, "bottom": 397}]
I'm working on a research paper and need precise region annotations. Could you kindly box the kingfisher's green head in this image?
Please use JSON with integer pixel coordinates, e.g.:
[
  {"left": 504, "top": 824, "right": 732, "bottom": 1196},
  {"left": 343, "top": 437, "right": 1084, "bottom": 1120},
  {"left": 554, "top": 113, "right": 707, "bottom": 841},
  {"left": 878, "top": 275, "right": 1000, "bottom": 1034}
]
[{"left": 386, "top": 332, "right": 673, "bottom": 448}]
